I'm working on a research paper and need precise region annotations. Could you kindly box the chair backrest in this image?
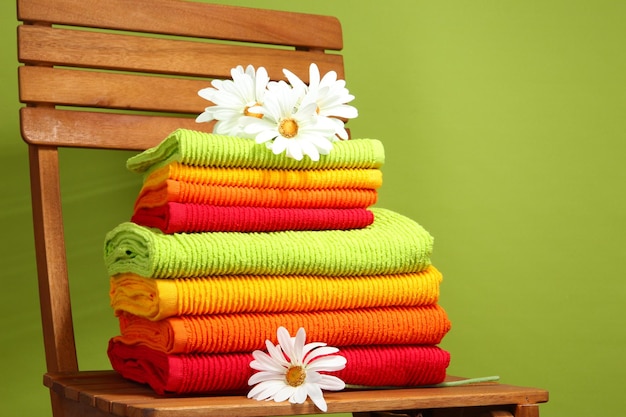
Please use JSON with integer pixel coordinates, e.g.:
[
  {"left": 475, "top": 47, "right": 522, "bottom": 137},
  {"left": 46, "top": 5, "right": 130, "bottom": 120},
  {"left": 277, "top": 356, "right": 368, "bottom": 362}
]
[{"left": 17, "top": 0, "right": 345, "bottom": 375}]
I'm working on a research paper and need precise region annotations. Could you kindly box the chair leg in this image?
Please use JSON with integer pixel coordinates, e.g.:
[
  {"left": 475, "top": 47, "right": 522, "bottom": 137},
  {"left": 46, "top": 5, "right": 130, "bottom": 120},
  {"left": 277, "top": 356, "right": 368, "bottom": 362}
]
[
  {"left": 50, "top": 389, "right": 67, "bottom": 417},
  {"left": 353, "top": 412, "right": 427, "bottom": 417},
  {"left": 514, "top": 404, "right": 540, "bottom": 417},
  {"left": 481, "top": 411, "right": 513, "bottom": 417},
  {"left": 354, "top": 406, "right": 537, "bottom": 417}
]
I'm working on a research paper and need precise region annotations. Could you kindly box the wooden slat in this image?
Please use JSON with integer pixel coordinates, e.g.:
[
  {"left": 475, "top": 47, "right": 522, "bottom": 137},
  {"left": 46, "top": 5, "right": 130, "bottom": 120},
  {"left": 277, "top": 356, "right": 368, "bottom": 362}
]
[
  {"left": 18, "top": 25, "right": 344, "bottom": 81},
  {"left": 19, "top": 66, "right": 210, "bottom": 113},
  {"left": 45, "top": 371, "right": 159, "bottom": 417},
  {"left": 44, "top": 371, "right": 548, "bottom": 417},
  {"left": 20, "top": 107, "right": 214, "bottom": 150},
  {"left": 19, "top": 108, "right": 353, "bottom": 149},
  {"left": 122, "top": 385, "right": 549, "bottom": 417},
  {"left": 17, "top": 0, "right": 343, "bottom": 50}
]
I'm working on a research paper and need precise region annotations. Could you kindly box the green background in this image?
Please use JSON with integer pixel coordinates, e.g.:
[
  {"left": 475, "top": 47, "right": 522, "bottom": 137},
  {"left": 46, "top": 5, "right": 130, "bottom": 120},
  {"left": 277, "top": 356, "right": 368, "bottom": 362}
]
[{"left": 2, "top": 0, "right": 625, "bottom": 416}]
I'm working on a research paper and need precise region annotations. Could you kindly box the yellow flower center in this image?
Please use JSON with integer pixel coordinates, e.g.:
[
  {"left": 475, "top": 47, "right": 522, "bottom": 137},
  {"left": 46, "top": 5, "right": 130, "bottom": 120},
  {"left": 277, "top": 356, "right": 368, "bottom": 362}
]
[
  {"left": 278, "top": 118, "right": 299, "bottom": 138},
  {"left": 243, "top": 104, "right": 263, "bottom": 119},
  {"left": 285, "top": 365, "right": 306, "bottom": 387}
]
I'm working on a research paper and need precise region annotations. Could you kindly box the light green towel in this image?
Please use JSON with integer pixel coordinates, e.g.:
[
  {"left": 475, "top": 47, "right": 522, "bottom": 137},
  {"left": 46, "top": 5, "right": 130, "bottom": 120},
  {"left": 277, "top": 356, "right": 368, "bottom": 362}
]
[
  {"left": 126, "top": 128, "right": 385, "bottom": 174},
  {"left": 104, "top": 208, "right": 433, "bottom": 278}
]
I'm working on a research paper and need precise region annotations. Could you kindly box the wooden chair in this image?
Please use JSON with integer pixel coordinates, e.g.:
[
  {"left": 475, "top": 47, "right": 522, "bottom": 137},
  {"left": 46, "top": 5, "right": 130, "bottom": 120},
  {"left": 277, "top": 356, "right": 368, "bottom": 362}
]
[{"left": 17, "top": 0, "right": 548, "bottom": 416}]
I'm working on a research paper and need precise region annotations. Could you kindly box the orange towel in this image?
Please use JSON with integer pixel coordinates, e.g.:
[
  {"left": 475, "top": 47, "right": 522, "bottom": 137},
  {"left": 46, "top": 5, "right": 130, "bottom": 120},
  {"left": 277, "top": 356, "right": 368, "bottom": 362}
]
[
  {"left": 144, "top": 162, "right": 383, "bottom": 190},
  {"left": 115, "top": 304, "right": 451, "bottom": 354},
  {"left": 134, "top": 180, "right": 378, "bottom": 210},
  {"left": 110, "top": 266, "right": 443, "bottom": 320}
]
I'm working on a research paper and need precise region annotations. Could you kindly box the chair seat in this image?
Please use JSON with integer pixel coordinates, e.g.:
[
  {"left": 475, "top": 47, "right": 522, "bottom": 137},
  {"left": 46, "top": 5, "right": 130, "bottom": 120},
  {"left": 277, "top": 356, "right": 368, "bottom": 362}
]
[{"left": 44, "top": 371, "right": 548, "bottom": 417}]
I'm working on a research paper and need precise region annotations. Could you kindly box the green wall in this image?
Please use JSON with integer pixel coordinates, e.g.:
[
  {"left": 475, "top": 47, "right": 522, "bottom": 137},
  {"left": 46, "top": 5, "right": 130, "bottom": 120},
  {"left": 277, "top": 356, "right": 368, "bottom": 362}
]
[{"left": 2, "top": 1, "right": 625, "bottom": 416}]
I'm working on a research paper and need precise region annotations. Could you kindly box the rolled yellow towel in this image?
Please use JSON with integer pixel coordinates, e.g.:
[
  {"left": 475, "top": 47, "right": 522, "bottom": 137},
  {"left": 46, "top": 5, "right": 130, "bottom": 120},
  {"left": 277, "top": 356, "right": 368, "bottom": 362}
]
[{"left": 110, "top": 266, "right": 443, "bottom": 320}]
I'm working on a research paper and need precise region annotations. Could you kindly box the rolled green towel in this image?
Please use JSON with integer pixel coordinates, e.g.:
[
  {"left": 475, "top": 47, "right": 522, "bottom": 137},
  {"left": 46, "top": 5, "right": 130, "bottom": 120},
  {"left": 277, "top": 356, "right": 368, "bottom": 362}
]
[
  {"left": 104, "top": 208, "right": 433, "bottom": 278},
  {"left": 126, "top": 128, "right": 385, "bottom": 174}
]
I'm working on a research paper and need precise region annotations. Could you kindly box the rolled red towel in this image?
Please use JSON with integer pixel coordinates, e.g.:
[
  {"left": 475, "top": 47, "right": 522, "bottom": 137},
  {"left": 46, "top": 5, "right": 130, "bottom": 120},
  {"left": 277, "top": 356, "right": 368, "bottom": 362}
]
[
  {"left": 108, "top": 339, "right": 450, "bottom": 395},
  {"left": 132, "top": 203, "right": 375, "bottom": 233}
]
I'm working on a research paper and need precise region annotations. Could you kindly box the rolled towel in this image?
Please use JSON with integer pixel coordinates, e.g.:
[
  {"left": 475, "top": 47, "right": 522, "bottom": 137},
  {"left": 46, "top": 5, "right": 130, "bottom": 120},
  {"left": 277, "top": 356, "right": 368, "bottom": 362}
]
[
  {"left": 336, "top": 344, "right": 451, "bottom": 388},
  {"left": 126, "top": 129, "right": 385, "bottom": 174},
  {"left": 110, "top": 266, "right": 443, "bottom": 320},
  {"left": 104, "top": 208, "right": 433, "bottom": 278},
  {"left": 133, "top": 180, "right": 378, "bottom": 210},
  {"left": 108, "top": 340, "right": 451, "bottom": 395},
  {"left": 131, "top": 204, "right": 375, "bottom": 234},
  {"left": 114, "top": 304, "right": 451, "bottom": 354},
  {"left": 144, "top": 162, "right": 383, "bottom": 190}
]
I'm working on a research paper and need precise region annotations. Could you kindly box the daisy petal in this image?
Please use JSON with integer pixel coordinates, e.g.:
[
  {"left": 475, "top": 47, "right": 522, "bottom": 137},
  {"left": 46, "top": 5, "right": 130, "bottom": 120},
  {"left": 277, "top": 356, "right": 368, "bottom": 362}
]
[
  {"left": 248, "top": 370, "right": 286, "bottom": 386},
  {"left": 254, "top": 129, "right": 279, "bottom": 144},
  {"left": 306, "top": 355, "right": 347, "bottom": 372},
  {"left": 247, "top": 380, "right": 284, "bottom": 401},
  {"left": 276, "top": 327, "right": 296, "bottom": 362},
  {"left": 273, "top": 385, "right": 296, "bottom": 403},
  {"left": 303, "top": 346, "right": 339, "bottom": 364},
  {"left": 299, "top": 140, "right": 320, "bottom": 162},
  {"left": 270, "top": 136, "right": 288, "bottom": 155},
  {"left": 286, "top": 141, "right": 304, "bottom": 161},
  {"left": 283, "top": 68, "right": 306, "bottom": 91},
  {"left": 302, "top": 342, "right": 327, "bottom": 358},
  {"left": 306, "top": 383, "right": 328, "bottom": 412},
  {"left": 251, "top": 349, "right": 286, "bottom": 372},
  {"left": 317, "top": 374, "right": 346, "bottom": 391},
  {"left": 291, "top": 385, "right": 308, "bottom": 404}
]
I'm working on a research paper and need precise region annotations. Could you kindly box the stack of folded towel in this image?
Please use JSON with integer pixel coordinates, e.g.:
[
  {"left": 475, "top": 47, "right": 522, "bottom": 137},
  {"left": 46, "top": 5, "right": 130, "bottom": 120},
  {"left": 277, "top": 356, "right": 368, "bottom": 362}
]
[{"left": 105, "top": 128, "right": 451, "bottom": 395}]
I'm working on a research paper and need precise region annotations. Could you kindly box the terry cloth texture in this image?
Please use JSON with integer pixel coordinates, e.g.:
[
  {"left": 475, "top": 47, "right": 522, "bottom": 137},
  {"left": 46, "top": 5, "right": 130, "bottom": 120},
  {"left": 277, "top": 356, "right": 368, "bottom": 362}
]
[
  {"left": 133, "top": 180, "right": 378, "bottom": 210},
  {"left": 108, "top": 340, "right": 451, "bottom": 395},
  {"left": 126, "top": 129, "right": 385, "bottom": 174},
  {"left": 104, "top": 208, "right": 433, "bottom": 278},
  {"left": 144, "top": 162, "right": 383, "bottom": 190},
  {"left": 114, "top": 304, "right": 451, "bottom": 354},
  {"left": 109, "top": 266, "right": 443, "bottom": 320},
  {"left": 131, "top": 204, "right": 375, "bottom": 234}
]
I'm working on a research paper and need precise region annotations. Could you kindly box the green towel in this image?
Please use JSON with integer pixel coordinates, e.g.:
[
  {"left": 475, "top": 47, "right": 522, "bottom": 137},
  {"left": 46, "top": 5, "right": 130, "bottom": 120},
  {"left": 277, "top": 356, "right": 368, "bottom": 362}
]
[
  {"left": 126, "top": 128, "right": 385, "bottom": 174},
  {"left": 104, "top": 208, "right": 433, "bottom": 278}
]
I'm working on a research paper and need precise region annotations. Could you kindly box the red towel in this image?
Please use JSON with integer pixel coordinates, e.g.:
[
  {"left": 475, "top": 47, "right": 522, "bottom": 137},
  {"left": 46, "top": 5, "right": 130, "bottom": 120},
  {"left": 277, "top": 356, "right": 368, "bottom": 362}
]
[
  {"left": 108, "top": 339, "right": 450, "bottom": 395},
  {"left": 131, "top": 203, "right": 375, "bottom": 233},
  {"left": 115, "top": 305, "right": 451, "bottom": 354}
]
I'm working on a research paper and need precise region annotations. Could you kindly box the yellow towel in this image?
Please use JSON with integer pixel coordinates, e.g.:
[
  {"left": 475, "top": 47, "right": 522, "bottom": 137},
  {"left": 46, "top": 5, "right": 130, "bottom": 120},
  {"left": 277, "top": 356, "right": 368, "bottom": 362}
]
[{"left": 110, "top": 266, "right": 443, "bottom": 320}]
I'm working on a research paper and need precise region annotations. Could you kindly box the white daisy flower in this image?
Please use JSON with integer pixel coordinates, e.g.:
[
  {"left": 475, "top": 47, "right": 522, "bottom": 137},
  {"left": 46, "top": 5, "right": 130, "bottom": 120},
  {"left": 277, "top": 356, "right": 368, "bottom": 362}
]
[
  {"left": 283, "top": 63, "right": 358, "bottom": 140},
  {"left": 196, "top": 64, "right": 270, "bottom": 137},
  {"left": 247, "top": 327, "right": 347, "bottom": 412},
  {"left": 243, "top": 81, "right": 337, "bottom": 161}
]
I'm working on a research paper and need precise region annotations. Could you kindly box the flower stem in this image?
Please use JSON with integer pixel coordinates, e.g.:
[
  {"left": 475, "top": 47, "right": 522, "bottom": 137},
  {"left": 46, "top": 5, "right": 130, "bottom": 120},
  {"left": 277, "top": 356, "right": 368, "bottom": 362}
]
[
  {"left": 345, "top": 376, "right": 500, "bottom": 390},
  {"left": 424, "top": 375, "right": 500, "bottom": 387}
]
